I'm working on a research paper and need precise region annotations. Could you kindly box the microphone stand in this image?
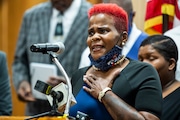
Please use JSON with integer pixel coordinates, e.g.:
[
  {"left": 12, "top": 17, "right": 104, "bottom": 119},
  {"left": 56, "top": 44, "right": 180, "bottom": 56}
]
[
  {"left": 25, "top": 52, "right": 74, "bottom": 120},
  {"left": 24, "top": 91, "right": 63, "bottom": 120},
  {"left": 49, "top": 52, "right": 72, "bottom": 116},
  {"left": 49, "top": 53, "right": 90, "bottom": 120}
]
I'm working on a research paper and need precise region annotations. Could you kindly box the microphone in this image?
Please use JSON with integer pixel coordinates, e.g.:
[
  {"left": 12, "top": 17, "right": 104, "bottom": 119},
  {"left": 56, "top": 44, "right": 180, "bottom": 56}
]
[
  {"left": 34, "top": 80, "right": 76, "bottom": 111},
  {"left": 30, "top": 42, "right": 65, "bottom": 54},
  {"left": 34, "top": 80, "right": 64, "bottom": 102}
]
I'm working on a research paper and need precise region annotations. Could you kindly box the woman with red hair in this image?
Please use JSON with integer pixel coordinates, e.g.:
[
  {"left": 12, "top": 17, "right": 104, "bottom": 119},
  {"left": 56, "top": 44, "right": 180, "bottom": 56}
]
[{"left": 69, "top": 3, "right": 162, "bottom": 120}]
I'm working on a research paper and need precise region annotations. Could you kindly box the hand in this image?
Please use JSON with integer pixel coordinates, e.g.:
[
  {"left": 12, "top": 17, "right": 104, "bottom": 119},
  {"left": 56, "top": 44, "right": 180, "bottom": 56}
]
[
  {"left": 17, "top": 80, "right": 35, "bottom": 102},
  {"left": 83, "top": 69, "right": 120, "bottom": 99},
  {"left": 46, "top": 75, "right": 66, "bottom": 87},
  {"left": 83, "top": 74, "right": 103, "bottom": 99}
]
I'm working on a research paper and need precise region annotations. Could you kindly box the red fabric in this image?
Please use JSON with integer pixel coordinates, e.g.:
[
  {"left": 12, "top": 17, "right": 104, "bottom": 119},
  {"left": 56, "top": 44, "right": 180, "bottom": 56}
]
[
  {"left": 173, "top": 0, "right": 180, "bottom": 19},
  {"left": 145, "top": 0, "right": 162, "bottom": 20},
  {"left": 144, "top": 0, "right": 163, "bottom": 34},
  {"left": 163, "top": 0, "right": 175, "bottom": 4},
  {"left": 144, "top": 0, "right": 180, "bottom": 34}
]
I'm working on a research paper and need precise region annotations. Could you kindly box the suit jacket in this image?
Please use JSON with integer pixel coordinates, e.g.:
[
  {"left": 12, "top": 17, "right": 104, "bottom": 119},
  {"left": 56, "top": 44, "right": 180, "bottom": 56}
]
[
  {"left": 0, "top": 51, "right": 12, "bottom": 115},
  {"left": 12, "top": 0, "right": 92, "bottom": 90}
]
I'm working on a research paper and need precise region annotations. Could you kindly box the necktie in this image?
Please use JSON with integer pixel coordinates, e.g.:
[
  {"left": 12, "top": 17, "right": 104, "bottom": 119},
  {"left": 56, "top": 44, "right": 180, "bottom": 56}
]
[{"left": 54, "top": 13, "right": 63, "bottom": 41}]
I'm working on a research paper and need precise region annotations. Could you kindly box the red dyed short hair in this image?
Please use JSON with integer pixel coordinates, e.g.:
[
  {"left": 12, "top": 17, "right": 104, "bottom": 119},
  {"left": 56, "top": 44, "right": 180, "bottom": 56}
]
[{"left": 88, "top": 3, "right": 128, "bottom": 33}]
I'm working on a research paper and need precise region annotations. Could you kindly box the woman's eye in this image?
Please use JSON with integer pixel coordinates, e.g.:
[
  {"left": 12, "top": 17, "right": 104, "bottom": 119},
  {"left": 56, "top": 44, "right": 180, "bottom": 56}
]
[
  {"left": 149, "top": 56, "right": 155, "bottom": 61},
  {"left": 88, "top": 30, "right": 94, "bottom": 36},
  {"left": 99, "top": 29, "right": 108, "bottom": 34}
]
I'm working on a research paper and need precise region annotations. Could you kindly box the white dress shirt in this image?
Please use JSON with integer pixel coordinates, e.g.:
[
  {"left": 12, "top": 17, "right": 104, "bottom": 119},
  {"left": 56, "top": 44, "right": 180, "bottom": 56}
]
[{"left": 49, "top": 0, "right": 81, "bottom": 43}]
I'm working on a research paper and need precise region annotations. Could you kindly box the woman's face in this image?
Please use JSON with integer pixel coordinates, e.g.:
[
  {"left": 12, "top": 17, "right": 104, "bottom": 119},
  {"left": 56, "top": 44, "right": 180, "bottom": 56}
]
[
  {"left": 87, "top": 13, "right": 121, "bottom": 60},
  {"left": 138, "top": 45, "right": 170, "bottom": 83}
]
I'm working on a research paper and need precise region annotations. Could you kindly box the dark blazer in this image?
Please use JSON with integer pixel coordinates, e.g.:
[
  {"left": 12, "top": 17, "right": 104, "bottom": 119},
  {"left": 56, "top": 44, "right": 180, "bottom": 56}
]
[
  {"left": 12, "top": 0, "right": 92, "bottom": 90},
  {"left": 0, "top": 51, "right": 12, "bottom": 115}
]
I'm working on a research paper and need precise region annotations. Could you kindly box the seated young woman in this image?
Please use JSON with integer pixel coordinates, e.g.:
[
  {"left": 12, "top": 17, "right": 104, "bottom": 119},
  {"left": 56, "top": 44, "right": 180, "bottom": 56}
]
[{"left": 138, "top": 35, "right": 180, "bottom": 120}]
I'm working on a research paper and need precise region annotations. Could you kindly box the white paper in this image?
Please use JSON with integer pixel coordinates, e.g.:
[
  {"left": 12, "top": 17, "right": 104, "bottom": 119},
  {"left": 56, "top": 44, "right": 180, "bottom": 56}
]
[{"left": 30, "top": 62, "right": 57, "bottom": 100}]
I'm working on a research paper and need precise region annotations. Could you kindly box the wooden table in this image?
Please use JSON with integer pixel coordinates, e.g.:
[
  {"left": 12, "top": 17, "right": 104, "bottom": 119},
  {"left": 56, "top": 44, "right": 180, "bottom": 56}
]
[{"left": 0, "top": 116, "right": 69, "bottom": 120}]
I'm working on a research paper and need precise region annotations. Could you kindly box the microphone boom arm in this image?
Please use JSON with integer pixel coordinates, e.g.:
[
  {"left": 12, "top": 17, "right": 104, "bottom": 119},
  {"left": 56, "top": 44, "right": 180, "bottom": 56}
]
[{"left": 49, "top": 52, "right": 72, "bottom": 116}]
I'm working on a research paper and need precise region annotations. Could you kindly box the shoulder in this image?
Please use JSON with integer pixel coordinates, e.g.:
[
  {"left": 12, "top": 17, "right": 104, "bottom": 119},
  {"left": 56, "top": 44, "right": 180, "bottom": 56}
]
[
  {"left": 71, "top": 67, "right": 89, "bottom": 85},
  {"left": 72, "top": 67, "right": 89, "bottom": 79},
  {"left": 80, "top": 0, "right": 92, "bottom": 13},
  {"left": 71, "top": 67, "right": 89, "bottom": 96},
  {"left": 24, "top": 2, "right": 51, "bottom": 16},
  {"left": 0, "top": 51, "right": 6, "bottom": 57},
  {"left": 0, "top": 51, "right": 6, "bottom": 62},
  {"left": 175, "top": 81, "right": 180, "bottom": 89},
  {"left": 140, "top": 31, "right": 148, "bottom": 38},
  {"left": 123, "top": 59, "right": 160, "bottom": 82},
  {"left": 81, "top": 0, "right": 92, "bottom": 8},
  {"left": 0, "top": 51, "right": 7, "bottom": 70},
  {"left": 127, "top": 59, "right": 155, "bottom": 71}
]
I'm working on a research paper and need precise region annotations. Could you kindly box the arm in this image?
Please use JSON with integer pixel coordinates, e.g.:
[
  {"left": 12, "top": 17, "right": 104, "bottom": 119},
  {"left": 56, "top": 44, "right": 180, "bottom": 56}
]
[
  {"left": 83, "top": 64, "right": 162, "bottom": 120},
  {"left": 12, "top": 13, "right": 30, "bottom": 90},
  {"left": 12, "top": 13, "right": 35, "bottom": 102},
  {"left": 102, "top": 91, "right": 159, "bottom": 120},
  {"left": 0, "top": 52, "right": 12, "bottom": 115}
]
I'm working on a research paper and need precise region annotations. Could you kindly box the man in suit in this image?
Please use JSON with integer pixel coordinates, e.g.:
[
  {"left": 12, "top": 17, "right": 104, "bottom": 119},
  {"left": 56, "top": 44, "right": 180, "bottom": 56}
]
[
  {"left": 79, "top": 0, "right": 148, "bottom": 68},
  {"left": 12, "top": 0, "right": 91, "bottom": 115},
  {"left": 0, "top": 51, "right": 12, "bottom": 115}
]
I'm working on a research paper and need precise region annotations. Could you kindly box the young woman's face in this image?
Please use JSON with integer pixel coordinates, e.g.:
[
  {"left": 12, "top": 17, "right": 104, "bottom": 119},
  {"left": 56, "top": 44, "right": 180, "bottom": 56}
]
[
  {"left": 87, "top": 13, "right": 121, "bottom": 60},
  {"left": 138, "top": 45, "right": 170, "bottom": 82}
]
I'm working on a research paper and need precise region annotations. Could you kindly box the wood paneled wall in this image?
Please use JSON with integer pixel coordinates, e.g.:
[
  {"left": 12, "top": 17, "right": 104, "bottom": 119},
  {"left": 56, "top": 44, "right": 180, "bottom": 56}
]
[{"left": 0, "top": 0, "right": 146, "bottom": 116}]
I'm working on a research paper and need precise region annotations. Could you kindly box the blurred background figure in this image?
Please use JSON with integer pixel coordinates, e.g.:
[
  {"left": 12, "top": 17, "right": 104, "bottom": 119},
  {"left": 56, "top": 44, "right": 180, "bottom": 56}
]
[
  {"left": 138, "top": 35, "right": 180, "bottom": 120},
  {"left": 0, "top": 51, "right": 12, "bottom": 115},
  {"left": 12, "top": 0, "right": 91, "bottom": 116},
  {"left": 164, "top": 25, "right": 180, "bottom": 81},
  {"left": 79, "top": 0, "right": 148, "bottom": 68}
]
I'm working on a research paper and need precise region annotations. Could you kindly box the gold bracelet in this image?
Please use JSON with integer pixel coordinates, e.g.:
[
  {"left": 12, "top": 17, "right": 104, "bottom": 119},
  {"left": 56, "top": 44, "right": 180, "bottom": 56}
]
[{"left": 98, "top": 87, "right": 111, "bottom": 102}]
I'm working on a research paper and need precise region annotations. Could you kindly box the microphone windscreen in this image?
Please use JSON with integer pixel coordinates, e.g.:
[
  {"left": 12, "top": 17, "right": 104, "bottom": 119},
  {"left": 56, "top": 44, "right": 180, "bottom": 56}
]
[{"left": 56, "top": 42, "right": 65, "bottom": 54}]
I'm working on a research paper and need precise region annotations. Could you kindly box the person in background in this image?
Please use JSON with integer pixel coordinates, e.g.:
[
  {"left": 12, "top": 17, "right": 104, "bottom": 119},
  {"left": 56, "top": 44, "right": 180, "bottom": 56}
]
[
  {"left": 69, "top": 3, "right": 162, "bottom": 120},
  {"left": 164, "top": 25, "right": 180, "bottom": 81},
  {"left": 0, "top": 51, "right": 12, "bottom": 115},
  {"left": 12, "top": 0, "right": 91, "bottom": 116},
  {"left": 138, "top": 35, "right": 180, "bottom": 120},
  {"left": 79, "top": 0, "right": 148, "bottom": 68}
]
